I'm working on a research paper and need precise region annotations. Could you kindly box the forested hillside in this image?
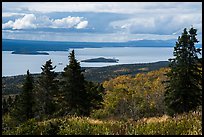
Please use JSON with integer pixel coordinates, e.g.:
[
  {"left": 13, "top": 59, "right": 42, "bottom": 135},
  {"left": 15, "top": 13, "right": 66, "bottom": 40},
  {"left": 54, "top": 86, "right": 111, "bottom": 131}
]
[
  {"left": 2, "top": 61, "right": 169, "bottom": 95},
  {"left": 2, "top": 67, "right": 202, "bottom": 135}
]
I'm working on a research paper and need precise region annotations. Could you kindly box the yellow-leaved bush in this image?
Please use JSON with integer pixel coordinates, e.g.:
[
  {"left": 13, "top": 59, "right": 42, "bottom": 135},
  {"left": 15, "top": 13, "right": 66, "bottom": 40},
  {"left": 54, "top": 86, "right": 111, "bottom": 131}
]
[{"left": 91, "top": 68, "right": 170, "bottom": 120}]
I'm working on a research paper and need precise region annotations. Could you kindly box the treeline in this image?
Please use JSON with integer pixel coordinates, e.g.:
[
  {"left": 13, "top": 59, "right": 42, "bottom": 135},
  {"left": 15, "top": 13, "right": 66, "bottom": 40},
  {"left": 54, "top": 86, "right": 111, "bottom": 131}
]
[
  {"left": 2, "top": 61, "right": 170, "bottom": 95},
  {"left": 2, "top": 50, "right": 105, "bottom": 128}
]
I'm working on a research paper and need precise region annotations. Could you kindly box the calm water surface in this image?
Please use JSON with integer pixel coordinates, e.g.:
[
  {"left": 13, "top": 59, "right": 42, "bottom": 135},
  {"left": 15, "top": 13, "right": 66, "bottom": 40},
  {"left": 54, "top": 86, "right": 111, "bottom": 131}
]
[{"left": 3, "top": 47, "right": 175, "bottom": 76}]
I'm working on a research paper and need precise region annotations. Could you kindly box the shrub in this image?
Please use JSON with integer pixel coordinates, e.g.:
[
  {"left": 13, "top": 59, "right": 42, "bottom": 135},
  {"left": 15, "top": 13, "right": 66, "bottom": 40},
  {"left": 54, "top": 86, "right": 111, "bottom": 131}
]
[{"left": 92, "top": 68, "right": 168, "bottom": 120}]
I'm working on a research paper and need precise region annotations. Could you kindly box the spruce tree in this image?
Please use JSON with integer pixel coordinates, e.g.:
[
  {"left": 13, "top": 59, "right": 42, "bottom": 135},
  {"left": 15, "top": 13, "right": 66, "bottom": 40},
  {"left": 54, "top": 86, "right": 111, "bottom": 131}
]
[
  {"left": 85, "top": 81, "right": 105, "bottom": 111},
  {"left": 62, "top": 50, "right": 89, "bottom": 116},
  {"left": 164, "top": 27, "right": 202, "bottom": 115},
  {"left": 13, "top": 70, "right": 35, "bottom": 122},
  {"left": 36, "top": 59, "right": 58, "bottom": 117}
]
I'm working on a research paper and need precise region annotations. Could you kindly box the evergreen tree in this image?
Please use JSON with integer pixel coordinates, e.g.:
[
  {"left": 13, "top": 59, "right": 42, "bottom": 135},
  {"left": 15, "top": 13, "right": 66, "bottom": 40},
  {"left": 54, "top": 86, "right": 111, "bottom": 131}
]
[
  {"left": 36, "top": 59, "right": 58, "bottom": 117},
  {"left": 62, "top": 50, "right": 89, "bottom": 116},
  {"left": 164, "top": 27, "right": 202, "bottom": 115},
  {"left": 85, "top": 81, "right": 105, "bottom": 111},
  {"left": 12, "top": 70, "right": 35, "bottom": 122}
]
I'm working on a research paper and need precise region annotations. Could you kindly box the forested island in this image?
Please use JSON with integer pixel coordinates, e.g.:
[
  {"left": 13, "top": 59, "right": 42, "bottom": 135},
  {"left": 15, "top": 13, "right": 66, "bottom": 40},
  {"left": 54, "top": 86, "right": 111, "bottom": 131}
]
[
  {"left": 11, "top": 51, "right": 49, "bottom": 55},
  {"left": 81, "top": 57, "right": 119, "bottom": 63}
]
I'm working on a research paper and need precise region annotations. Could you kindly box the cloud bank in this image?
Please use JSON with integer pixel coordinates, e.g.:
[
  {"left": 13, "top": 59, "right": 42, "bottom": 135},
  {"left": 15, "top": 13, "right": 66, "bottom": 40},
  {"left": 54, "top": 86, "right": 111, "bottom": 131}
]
[
  {"left": 2, "top": 2, "right": 202, "bottom": 42},
  {"left": 3, "top": 2, "right": 201, "bottom": 14},
  {"left": 2, "top": 14, "right": 89, "bottom": 30},
  {"left": 110, "top": 14, "right": 202, "bottom": 35}
]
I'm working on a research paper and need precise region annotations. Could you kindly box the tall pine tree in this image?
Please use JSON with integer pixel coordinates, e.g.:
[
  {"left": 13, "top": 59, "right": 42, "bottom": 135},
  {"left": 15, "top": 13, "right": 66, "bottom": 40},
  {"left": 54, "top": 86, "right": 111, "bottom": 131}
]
[
  {"left": 13, "top": 70, "right": 35, "bottom": 122},
  {"left": 62, "top": 50, "right": 89, "bottom": 116},
  {"left": 35, "top": 59, "right": 58, "bottom": 117},
  {"left": 164, "top": 27, "right": 202, "bottom": 115}
]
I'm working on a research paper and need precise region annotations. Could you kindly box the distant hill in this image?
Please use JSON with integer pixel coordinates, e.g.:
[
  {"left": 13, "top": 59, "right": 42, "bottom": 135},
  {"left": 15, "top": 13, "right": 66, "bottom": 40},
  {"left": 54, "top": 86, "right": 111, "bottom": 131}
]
[{"left": 2, "top": 39, "right": 180, "bottom": 52}]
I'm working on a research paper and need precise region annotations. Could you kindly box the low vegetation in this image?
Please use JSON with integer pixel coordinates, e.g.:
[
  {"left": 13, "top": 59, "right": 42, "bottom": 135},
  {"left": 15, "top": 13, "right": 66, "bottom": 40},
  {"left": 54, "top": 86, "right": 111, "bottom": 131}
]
[{"left": 2, "top": 109, "right": 202, "bottom": 135}]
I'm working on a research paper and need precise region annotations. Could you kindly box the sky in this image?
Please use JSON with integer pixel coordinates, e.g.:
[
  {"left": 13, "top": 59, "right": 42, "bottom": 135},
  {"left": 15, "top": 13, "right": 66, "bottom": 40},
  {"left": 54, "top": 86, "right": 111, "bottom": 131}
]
[{"left": 2, "top": 2, "right": 202, "bottom": 43}]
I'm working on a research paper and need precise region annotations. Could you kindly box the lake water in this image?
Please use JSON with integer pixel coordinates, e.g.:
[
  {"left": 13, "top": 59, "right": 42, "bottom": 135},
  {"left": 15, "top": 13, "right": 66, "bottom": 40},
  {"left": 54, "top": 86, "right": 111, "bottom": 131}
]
[{"left": 3, "top": 47, "right": 176, "bottom": 76}]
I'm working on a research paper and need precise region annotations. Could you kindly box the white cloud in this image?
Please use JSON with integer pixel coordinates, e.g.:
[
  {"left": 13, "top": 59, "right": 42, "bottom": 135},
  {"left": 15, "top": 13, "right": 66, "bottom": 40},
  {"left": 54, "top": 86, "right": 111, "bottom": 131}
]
[
  {"left": 2, "top": 15, "right": 88, "bottom": 29},
  {"left": 52, "top": 16, "right": 81, "bottom": 28},
  {"left": 47, "top": 16, "right": 88, "bottom": 29},
  {"left": 2, "top": 14, "right": 37, "bottom": 29},
  {"left": 2, "top": 20, "right": 14, "bottom": 29},
  {"left": 13, "top": 14, "right": 37, "bottom": 29},
  {"left": 75, "top": 21, "right": 88, "bottom": 29}
]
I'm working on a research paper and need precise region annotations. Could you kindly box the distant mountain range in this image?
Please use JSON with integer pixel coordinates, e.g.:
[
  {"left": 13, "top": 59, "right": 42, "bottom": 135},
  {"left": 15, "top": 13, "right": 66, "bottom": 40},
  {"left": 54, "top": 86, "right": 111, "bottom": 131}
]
[{"left": 2, "top": 39, "right": 202, "bottom": 52}]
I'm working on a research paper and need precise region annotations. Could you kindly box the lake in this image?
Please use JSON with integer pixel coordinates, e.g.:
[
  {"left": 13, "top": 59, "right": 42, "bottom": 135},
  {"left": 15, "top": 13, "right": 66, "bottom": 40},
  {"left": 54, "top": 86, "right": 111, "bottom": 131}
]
[{"left": 3, "top": 47, "right": 175, "bottom": 76}]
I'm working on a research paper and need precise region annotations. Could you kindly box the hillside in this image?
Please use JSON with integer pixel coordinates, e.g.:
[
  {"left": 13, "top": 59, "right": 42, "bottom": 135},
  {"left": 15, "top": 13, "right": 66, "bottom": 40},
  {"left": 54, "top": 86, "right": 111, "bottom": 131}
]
[
  {"left": 2, "top": 67, "right": 202, "bottom": 135},
  {"left": 2, "top": 61, "right": 169, "bottom": 95}
]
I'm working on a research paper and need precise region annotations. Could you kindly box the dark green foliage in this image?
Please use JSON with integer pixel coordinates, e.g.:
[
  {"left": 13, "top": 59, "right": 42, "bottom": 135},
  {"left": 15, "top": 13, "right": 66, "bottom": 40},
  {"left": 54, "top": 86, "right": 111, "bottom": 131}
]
[
  {"left": 2, "top": 98, "right": 9, "bottom": 115},
  {"left": 35, "top": 59, "right": 59, "bottom": 117},
  {"left": 2, "top": 75, "right": 25, "bottom": 95},
  {"left": 22, "top": 70, "right": 35, "bottom": 120},
  {"left": 12, "top": 70, "right": 35, "bottom": 122},
  {"left": 85, "top": 81, "right": 105, "bottom": 111},
  {"left": 61, "top": 50, "right": 89, "bottom": 116},
  {"left": 164, "top": 27, "right": 202, "bottom": 115}
]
